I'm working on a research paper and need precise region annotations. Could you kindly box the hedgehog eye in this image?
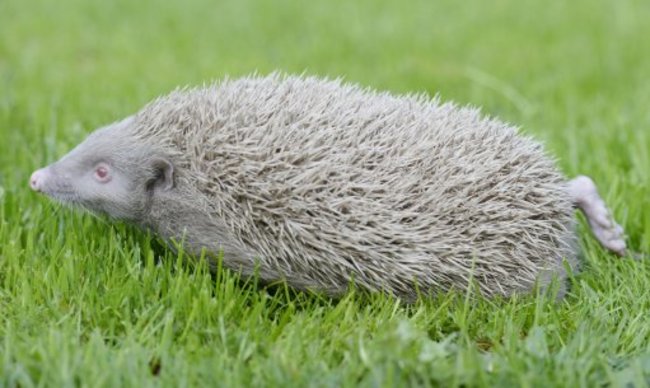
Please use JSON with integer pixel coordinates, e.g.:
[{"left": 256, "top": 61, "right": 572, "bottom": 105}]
[{"left": 94, "top": 164, "right": 112, "bottom": 183}]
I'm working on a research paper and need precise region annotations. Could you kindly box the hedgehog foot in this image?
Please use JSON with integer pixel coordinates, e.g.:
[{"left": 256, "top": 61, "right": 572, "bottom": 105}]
[{"left": 568, "top": 175, "right": 626, "bottom": 256}]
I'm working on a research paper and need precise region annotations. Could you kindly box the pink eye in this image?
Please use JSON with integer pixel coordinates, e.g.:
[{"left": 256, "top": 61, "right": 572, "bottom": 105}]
[{"left": 94, "top": 165, "right": 111, "bottom": 182}]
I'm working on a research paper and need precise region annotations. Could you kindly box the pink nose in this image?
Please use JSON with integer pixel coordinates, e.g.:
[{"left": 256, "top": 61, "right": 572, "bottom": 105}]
[{"left": 30, "top": 169, "right": 46, "bottom": 192}]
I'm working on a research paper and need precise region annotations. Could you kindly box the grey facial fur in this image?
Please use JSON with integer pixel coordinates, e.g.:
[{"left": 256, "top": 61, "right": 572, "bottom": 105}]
[
  {"left": 31, "top": 117, "right": 168, "bottom": 221},
  {"left": 29, "top": 73, "right": 627, "bottom": 301}
]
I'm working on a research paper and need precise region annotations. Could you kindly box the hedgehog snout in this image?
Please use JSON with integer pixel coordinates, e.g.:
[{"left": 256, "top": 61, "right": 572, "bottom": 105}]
[{"left": 29, "top": 168, "right": 50, "bottom": 192}]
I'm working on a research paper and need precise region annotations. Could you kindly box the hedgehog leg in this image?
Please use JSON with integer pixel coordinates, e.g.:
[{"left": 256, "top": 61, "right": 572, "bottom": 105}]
[{"left": 568, "top": 175, "right": 626, "bottom": 256}]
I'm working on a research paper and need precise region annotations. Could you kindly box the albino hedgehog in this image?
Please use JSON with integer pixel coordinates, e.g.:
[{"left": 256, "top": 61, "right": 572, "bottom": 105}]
[{"left": 30, "top": 74, "right": 627, "bottom": 300}]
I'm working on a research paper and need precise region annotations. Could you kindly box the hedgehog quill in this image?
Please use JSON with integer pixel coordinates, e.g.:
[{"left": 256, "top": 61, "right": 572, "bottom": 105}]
[{"left": 30, "top": 74, "right": 628, "bottom": 300}]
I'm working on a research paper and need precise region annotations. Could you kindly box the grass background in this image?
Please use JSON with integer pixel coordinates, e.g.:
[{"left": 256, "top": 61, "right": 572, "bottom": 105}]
[{"left": 1, "top": 0, "right": 649, "bottom": 386}]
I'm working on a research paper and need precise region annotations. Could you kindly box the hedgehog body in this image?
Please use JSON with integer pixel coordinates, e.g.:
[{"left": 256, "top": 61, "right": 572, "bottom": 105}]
[
  {"left": 32, "top": 74, "right": 582, "bottom": 299},
  {"left": 134, "top": 74, "right": 578, "bottom": 298}
]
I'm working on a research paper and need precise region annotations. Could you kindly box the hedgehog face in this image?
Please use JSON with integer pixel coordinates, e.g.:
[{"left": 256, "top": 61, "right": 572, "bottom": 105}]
[{"left": 30, "top": 116, "right": 175, "bottom": 222}]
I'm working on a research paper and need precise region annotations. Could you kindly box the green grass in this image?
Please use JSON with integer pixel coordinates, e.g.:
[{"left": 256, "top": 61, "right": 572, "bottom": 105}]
[{"left": 1, "top": 0, "right": 649, "bottom": 386}]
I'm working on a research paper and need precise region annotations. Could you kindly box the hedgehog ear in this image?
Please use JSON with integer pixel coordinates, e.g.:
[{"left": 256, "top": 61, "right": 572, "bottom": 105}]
[{"left": 150, "top": 158, "right": 174, "bottom": 191}]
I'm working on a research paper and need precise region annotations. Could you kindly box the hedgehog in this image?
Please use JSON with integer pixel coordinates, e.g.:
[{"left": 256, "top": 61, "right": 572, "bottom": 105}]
[{"left": 29, "top": 73, "right": 628, "bottom": 300}]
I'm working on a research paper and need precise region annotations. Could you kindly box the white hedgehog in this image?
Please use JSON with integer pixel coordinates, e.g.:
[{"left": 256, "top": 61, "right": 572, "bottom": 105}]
[{"left": 29, "top": 74, "right": 627, "bottom": 300}]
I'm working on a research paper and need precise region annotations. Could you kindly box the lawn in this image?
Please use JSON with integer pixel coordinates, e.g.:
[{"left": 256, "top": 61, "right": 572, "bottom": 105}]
[{"left": 1, "top": 0, "right": 649, "bottom": 386}]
